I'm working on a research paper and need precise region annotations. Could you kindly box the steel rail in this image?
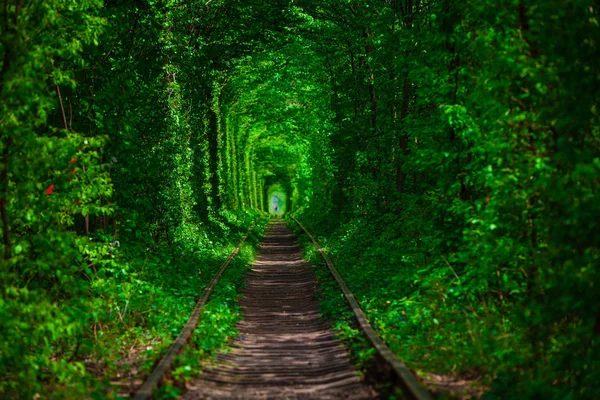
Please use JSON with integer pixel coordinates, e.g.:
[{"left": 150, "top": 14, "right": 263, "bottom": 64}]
[
  {"left": 133, "top": 222, "right": 257, "bottom": 400},
  {"left": 290, "top": 215, "right": 433, "bottom": 400}
]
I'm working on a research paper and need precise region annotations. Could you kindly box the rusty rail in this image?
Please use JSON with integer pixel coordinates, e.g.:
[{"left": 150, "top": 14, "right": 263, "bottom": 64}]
[
  {"left": 290, "top": 215, "right": 433, "bottom": 400},
  {"left": 133, "top": 222, "right": 257, "bottom": 400}
]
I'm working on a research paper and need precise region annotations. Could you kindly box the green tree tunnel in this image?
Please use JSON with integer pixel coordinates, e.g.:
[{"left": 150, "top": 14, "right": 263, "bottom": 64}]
[{"left": 1, "top": 1, "right": 599, "bottom": 398}]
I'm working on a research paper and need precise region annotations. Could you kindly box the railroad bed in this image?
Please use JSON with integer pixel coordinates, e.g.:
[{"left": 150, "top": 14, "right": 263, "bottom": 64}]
[{"left": 182, "top": 221, "right": 376, "bottom": 399}]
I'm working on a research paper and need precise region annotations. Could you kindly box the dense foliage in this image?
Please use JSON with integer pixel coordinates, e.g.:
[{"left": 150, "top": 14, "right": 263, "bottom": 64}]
[
  {"left": 1, "top": 0, "right": 598, "bottom": 398},
  {"left": 290, "top": 1, "right": 600, "bottom": 399},
  {"left": 0, "top": 0, "right": 271, "bottom": 397}
]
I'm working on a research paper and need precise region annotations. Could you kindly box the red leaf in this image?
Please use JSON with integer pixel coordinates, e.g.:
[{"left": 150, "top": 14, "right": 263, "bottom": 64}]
[{"left": 46, "top": 185, "right": 55, "bottom": 195}]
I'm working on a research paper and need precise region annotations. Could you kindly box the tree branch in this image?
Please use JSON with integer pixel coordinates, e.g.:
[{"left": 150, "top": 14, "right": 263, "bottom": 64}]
[{"left": 55, "top": 83, "right": 69, "bottom": 131}]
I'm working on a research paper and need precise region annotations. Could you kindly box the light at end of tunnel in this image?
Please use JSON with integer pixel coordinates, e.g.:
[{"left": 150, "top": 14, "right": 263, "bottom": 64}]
[{"left": 267, "top": 184, "right": 287, "bottom": 216}]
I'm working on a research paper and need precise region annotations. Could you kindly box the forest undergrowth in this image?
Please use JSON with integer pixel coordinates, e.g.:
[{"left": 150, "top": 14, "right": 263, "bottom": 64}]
[
  {"left": 2, "top": 208, "right": 263, "bottom": 399},
  {"left": 294, "top": 206, "right": 599, "bottom": 399}
]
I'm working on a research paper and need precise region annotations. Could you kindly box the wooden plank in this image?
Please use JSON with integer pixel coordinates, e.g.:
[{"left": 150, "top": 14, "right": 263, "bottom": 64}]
[
  {"left": 290, "top": 215, "right": 433, "bottom": 400},
  {"left": 133, "top": 222, "right": 257, "bottom": 400}
]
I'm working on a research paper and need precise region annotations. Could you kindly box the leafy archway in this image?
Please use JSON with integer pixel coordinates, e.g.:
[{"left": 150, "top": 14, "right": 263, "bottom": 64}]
[{"left": 1, "top": 1, "right": 599, "bottom": 398}]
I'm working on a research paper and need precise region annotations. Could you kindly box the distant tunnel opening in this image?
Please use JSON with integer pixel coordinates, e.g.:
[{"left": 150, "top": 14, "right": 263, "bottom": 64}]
[{"left": 266, "top": 183, "right": 288, "bottom": 216}]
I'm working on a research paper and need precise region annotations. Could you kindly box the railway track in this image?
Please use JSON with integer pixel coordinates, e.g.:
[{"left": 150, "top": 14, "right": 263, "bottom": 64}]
[
  {"left": 134, "top": 219, "right": 432, "bottom": 399},
  {"left": 183, "top": 221, "right": 375, "bottom": 399}
]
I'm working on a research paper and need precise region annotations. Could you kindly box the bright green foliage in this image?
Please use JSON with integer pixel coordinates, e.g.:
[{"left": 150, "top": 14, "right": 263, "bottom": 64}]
[
  {"left": 288, "top": 1, "right": 600, "bottom": 399},
  {"left": 0, "top": 0, "right": 271, "bottom": 397},
  {"left": 0, "top": 1, "right": 109, "bottom": 396},
  {"left": 1, "top": 0, "right": 599, "bottom": 398},
  {"left": 219, "top": 40, "right": 331, "bottom": 214}
]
